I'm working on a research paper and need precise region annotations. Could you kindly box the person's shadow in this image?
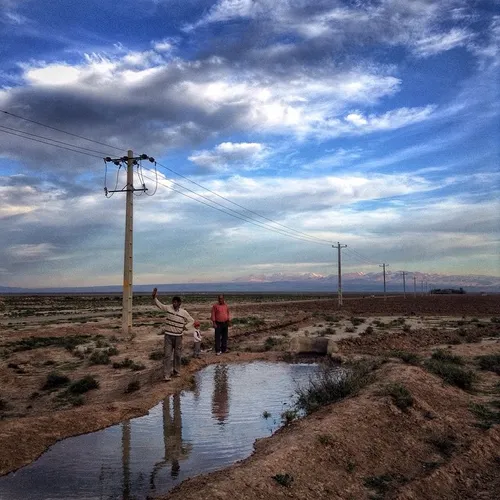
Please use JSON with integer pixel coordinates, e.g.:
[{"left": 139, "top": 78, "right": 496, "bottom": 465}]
[
  {"left": 212, "top": 364, "right": 229, "bottom": 425},
  {"left": 150, "top": 393, "right": 192, "bottom": 491}
]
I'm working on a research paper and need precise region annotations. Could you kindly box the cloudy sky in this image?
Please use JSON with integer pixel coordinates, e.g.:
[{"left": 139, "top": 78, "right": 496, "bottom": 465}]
[{"left": 0, "top": 0, "right": 499, "bottom": 288}]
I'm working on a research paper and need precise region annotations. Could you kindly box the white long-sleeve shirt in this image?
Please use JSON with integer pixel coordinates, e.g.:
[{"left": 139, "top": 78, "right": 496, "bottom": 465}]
[
  {"left": 193, "top": 329, "right": 202, "bottom": 342},
  {"left": 154, "top": 297, "right": 195, "bottom": 336}
]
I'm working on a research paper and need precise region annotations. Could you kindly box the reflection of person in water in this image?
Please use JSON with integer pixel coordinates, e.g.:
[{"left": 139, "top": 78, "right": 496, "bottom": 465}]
[
  {"left": 150, "top": 393, "right": 191, "bottom": 490},
  {"left": 212, "top": 364, "right": 229, "bottom": 425}
]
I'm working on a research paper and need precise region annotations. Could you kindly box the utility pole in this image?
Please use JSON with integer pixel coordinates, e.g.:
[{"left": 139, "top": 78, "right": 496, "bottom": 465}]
[
  {"left": 402, "top": 271, "right": 407, "bottom": 299},
  {"left": 413, "top": 275, "right": 417, "bottom": 298},
  {"left": 104, "top": 152, "right": 154, "bottom": 337},
  {"left": 379, "top": 263, "right": 389, "bottom": 300},
  {"left": 333, "top": 242, "right": 347, "bottom": 307}
]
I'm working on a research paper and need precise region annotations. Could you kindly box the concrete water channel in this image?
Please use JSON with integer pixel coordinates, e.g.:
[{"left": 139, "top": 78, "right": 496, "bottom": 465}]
[{"left": 0, "top": 361, "right": 321, "bottom": 500}]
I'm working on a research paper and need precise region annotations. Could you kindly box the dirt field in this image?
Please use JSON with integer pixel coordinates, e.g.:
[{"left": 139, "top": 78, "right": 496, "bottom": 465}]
[{"left": 1, "top": 293, "right": 499, "bottom": 499}]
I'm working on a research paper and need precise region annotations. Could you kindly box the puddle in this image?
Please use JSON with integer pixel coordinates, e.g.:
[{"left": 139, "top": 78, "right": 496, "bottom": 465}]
[{"left": 0, "top": 361, "right": 320, "bottom": 500}]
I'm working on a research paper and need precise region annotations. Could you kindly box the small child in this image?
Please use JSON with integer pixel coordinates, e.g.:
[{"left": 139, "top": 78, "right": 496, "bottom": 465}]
[{"left": 193, "top": 321, "right": 202, "bottom": 358}]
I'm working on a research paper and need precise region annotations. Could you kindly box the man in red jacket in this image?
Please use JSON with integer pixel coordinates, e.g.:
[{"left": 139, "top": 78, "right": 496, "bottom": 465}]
[{"left": 211, "top": 294, "right": 231, "bottom": 355}]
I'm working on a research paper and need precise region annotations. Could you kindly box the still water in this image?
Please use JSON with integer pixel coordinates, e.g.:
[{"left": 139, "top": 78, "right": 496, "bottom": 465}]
[{"left": 0, "top": 361, "right": 319, "bottom": 500}]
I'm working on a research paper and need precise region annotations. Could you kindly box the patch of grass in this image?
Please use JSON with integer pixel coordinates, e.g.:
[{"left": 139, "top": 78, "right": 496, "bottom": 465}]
[
  {"left": 350, "top": 317, "right": 365, "bottom": 326},
  {"left": 345, "top": 327, "right": 355, "bottom": 333},
  {"left": 125, "top": 380, "right": 140, "bottom": 393},
  {"left": 317, "top": 434, "right": 335, "bottom": 445},
  {"left": 295, "top": 360, "right": 375, "bottom": 414},
  {"left": 5, "top": 335, "right": 103, "bottom": 354},
  {"left": 272, "top": 473, "right": 293, "bottom": 487},
  {"left": 41, "top": 372, "right": 70, "bottom": 391},
  {"left": 264, "top": 336, "right": 280, "bottom": 351},
  {"left": 402, "top": 325, "right": 412, "bottom": 332},
  {"left": 476, "top": 354, "right": 500, "bottom": 375},
  {"left": 390, "top": 350, "right": 420, "bottom": 365},
  {"left": 149, "top": 350, "right": 163, "bottom": 361},
  {"left": 431, "top": 349, "right": 464, "bottom": 365},
  {"left": 112, "top": 358, "right": 145, "bottom": 371},
  {"left": 427, "top": 434, "right": 457, "bottom": 457},
  {"left": 67, "top": 375, "right": 99, "bottom": 395},
  {"left": 469, "top": 403, "right": 500, "bottom": 429},
  {"left": 363, "top": 474, "right": 394, "bottom": 496},
  {"left": 424, "top": 359, "right": 475, "bottom": 390},
  {"left": 89, "top": 350, "right": 110, "bottom": 365},
  {"left": 181, "top": 356, "right": 191, "bottom": 366},
  {"left": 364, "top": 326, "right": 374, "bottom": 335},
  {"left": 231, "top": 316, "right": 265, "bottom": 327},
  {"left": 383, "top": 383, "right": 414, "bottom": 411},
  {"left": 281, "top": 409, "right": 298, "bottom": 425}
]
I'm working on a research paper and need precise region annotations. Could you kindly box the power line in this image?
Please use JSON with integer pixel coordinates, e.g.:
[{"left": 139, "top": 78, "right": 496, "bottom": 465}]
[
  {"left": 344, "top": 247, "right": 379, "bottom": 265},
  {"left": 0, "top": 109, "right": 124, "bottom": 152},
  {"left": 139, "top": 170, "right": 331, "bottom": 246},
  {"left": 0, "top": 128, "right": 103, "bottom": 158},
  {"left": 155, "top": 161, "right": 334, "bottom": 245},
  {"left": 0, "top": 123, "right": 113, "bottom": 157}
]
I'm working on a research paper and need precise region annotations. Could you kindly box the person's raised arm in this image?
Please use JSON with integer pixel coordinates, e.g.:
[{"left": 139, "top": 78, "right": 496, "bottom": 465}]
[{"left": 152, "top": 288, "right": 168, "bottom": 310}]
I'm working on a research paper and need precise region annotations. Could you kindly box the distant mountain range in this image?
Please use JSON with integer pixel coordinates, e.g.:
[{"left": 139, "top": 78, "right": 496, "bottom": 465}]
[{"left": 1, "top": 271, "right": 499, "bottom": 294}]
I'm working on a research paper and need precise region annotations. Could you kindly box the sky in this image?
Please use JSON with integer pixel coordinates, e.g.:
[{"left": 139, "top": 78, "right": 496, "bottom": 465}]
[{"left": 0, "top": 0, "right": 499, "bottom": 288}]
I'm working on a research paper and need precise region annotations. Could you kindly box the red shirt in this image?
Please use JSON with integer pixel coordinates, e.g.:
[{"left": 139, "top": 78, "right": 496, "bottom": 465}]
[{"left": 211, "top": 303, "right": 230, "bottom": 323}]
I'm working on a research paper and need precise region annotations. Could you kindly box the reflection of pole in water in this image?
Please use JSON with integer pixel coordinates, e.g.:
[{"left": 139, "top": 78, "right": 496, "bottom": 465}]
[
  {"left": 122, "top": 420, "right": 131, "bottom": 500},
  {"left": 212, "top": 364, "right": 229, "bottom": 425},
  {"left": 150, "top": 394, "right": 192, "bottom": 490}
]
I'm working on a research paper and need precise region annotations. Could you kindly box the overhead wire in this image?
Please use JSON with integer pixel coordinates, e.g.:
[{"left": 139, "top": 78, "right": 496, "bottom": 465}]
[
  {"left": 139, "top": 170, "right": 331, "bottom": 246},
  {"left": 0, "top": 123, "right": 113, "bottom": 157},
  {"left": 154, "top": 160, "right": 334, "bottom": 245},
  {"left": 0, "top": 109, "right": 124, "bottom": 152}
]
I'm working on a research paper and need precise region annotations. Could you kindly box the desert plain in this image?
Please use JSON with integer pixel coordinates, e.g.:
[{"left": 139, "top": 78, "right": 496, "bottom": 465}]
[{"left": 0, "top": 292, "right": 499, "bottom": 499}]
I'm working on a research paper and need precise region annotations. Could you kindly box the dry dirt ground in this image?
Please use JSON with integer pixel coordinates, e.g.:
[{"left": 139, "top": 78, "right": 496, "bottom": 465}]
[{"left": 0, "top": 293, "right": 500, "bottom": 499}]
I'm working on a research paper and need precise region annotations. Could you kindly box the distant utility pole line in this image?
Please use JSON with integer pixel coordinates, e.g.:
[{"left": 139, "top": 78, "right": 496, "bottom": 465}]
[
  {"left": 413, "top": 275, "right": 417, "bottom": 298},
  {"left": 379, "top": 263, "right": 389, "bottom": 300},
  {"left": 401, "top": 271, "right": 407, "bottom": 299},
  {"left": 333, "top": 242, "right": 347, "bottom": 307},
  {"left": 104, "top": 151, "right": 155, "bottom": 337}
]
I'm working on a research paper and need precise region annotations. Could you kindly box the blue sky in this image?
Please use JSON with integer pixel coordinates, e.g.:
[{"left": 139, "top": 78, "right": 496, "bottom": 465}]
[{"left": 0, "top": 0, "right": 499, "bottom": 287}]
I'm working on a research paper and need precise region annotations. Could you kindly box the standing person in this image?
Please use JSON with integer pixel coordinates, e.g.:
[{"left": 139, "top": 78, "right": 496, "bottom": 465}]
[
  {"left": 193, "top": 321, "right": 202, "bottom": 358},
  {"left": 211, "top": 294, "right": 231, "bottom": 355},
  {"left": 152, "top": 288, "right": 194, "bottom": 381}
]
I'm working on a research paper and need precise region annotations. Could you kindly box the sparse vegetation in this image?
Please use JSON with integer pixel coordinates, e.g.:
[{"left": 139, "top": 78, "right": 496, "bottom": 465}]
[
  {"left": 112, "top": 358, "right": 145, "bottom": 371},
  {"left": 149, "top": 350, "right": 163, "bottom": 361},
  {"left": 281, "top": 409, "right": 298, "bottom": 425},
  {"left": 262, "top": 410, "right": 271, "bottom": 419},
  {"left": 295, "top": 360, "right": 376, "bottom": 414},
  {"left": 426, "top": 434, "right": 457, "bottom": 458},
  {"left": 125, "top": 380, "right": 140, "bottom": 393},
  {"left": 89, "top": 350, "right": 110, "bottom": 365},
  {"left": 41, "top": 372, "right": 70, "bottom": 391},
  {"left": 469, "top": 403, "right": 500, "bottom": 429},
  {"left": 317, "top": 434, "right": 335, "bottom": 445},
  {"left": 431, "top": 349, "right": 464, "bottom": 365},
  {"left": 476, "top": 354, "right": 500, "bottom": 375},
  {"left": 383, "top": 383, "right": 414, "bottom": 411},
  {"left": 272, "top": 473, "right": 293, "bottom": 487},
  {"left": 67, "top": 375, "right": 99, "bottom": 395},
  {"left": 231, "top": 316, "right": 265, "bottom": 327},
  {"left": 390, "top": 350, "right": 420, "bottom": 365},
  {"left": 424, "top": 358, "right": 475, "bottom": 390}
]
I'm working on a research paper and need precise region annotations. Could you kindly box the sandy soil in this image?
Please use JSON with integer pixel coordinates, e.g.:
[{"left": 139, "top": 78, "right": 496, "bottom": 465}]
[{"left": 1, "top": 293, "right": 499, "bottom": 499}]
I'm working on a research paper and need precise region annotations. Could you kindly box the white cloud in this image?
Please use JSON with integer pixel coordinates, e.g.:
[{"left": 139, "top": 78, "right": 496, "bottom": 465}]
[
  {"left": 413, "top": 28, "right": 474, "bottom": 57},
  {"left": 189, "top": 142, "right": 266, "bottom": 169},
  {"left": 6, "top": 243, "right": 56, "bottom": 260}
]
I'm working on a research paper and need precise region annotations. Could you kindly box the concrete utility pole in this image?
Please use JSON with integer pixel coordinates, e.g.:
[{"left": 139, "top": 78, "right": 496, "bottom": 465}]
[
  {"left": 413, "top": 275, "right": 417, "bottom": 298},
  {"left": 380, "top": 263, "right": 389, "bottom": 300},
  {"left": 104, "top": 152, "right": 154, "bottom": 337},
  {"left": 333, "top": 242, "right": 347, "bottom": 307},
  {"left": 402, "top": 271, "right": 407, "bottom": 299}
]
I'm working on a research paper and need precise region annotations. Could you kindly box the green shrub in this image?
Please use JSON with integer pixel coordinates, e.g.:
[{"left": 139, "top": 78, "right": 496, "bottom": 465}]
[
  {"left": 384, "top": 383, "right": 414, "bottom": 411},
  {"left": 89, "top": 350, "right": 110, "bottom": 365},
  {"left": 281, "top": 409, "right": 298, "bottom": 425},
  {"left": 476, "top": 354, "right": 500, "bottom": 375},
  {"left": 149, "top": 350, "right": 163, "bottom": 361},
  {"left": 272, "top": 473, "right": 293, "bottom": 487},
  {"left": 42, "top": 372, "right": 70, "bottom": 390},
  {"left": 296, "top": 361, "right": 375, "bottom": 414},
  {"left": 469, "top": 403, "right": 500, "bottom": 429},
  {"left": 431, "top": 349, "right": 464, "bottom": 365},
  {"left": 68, "top": 375, "right": 99, "bottom": 394},
  {"left": 390, "top": 350, "right": 420, "bottom": 365},
  {"left": 425, "top": 359, "right": 475, "bottom": 390},
  {"left": 125, "top": 380, "right": 140, "bottom": 393}
]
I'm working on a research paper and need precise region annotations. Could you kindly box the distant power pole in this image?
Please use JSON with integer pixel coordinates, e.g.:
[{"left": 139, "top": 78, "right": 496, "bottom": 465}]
[
  {"left": 104, "top": 151, "right": 155, "bottom": 337},
  {"left": 402, "top": 271, "right": 407, "bottom": 299},
  {"left": 413, "top": 275, "right": 417, "bottom": 298},
  {"left": 421, "top": 280, "right": 424, "bottom": 296},
  {"left": 333, "top": 242, "right": 347, "bottom": 307},
  {"left": 379, "top": 263, "right": 389, "bottom": 300}
]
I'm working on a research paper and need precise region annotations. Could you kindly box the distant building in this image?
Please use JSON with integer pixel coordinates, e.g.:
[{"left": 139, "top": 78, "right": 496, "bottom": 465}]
[{"left": 430, "top": 287, "right": 466, "bottom": 295}]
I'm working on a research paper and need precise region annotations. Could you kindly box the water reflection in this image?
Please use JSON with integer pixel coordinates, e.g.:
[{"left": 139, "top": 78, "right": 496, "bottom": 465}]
[
  {"left": 150, "top": 394, "right": 192, "bottom": 490},
  {"left": 212, "top": 364, "right": 229, "bottom": 425},
  {"left": 0, "top": 361, "right": 320, "bottom": 500}
]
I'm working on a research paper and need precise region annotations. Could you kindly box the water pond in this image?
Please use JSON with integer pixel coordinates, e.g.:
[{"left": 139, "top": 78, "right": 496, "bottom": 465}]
[{"left": 0, "top": 361, "right": 320, "bottom": 500}]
